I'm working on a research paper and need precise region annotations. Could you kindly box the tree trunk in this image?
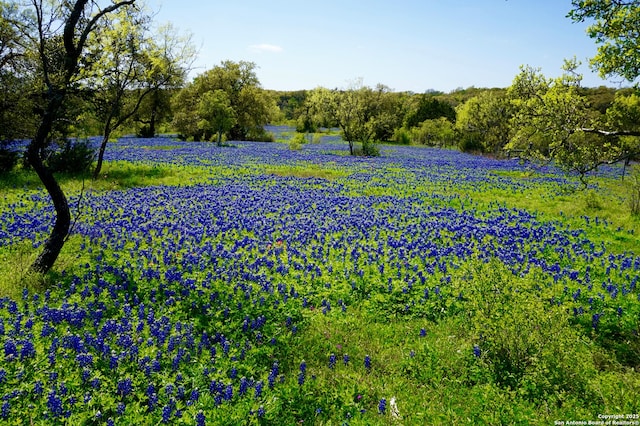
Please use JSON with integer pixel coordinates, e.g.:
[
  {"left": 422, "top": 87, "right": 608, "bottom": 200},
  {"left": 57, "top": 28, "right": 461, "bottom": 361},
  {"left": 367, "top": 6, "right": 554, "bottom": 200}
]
[
  {"left": 217, "top": 129, "right": 222, "bottom": 147},
  {"left": 27, "top": 97, "right": 71, "bottom": 274},
  {"left": 93, "top": 134, "right": 109, "bottom": 180}
]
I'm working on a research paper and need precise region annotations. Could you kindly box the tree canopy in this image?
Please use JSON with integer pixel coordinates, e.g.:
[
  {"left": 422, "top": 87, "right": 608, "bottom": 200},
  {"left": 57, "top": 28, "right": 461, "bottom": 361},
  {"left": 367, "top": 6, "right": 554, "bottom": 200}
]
[
  {"left": 172, "top": 61, "right": 277, "bottom": 142},
  {"left": 569, "top": 0, "right": 640, "bottom": 83}
]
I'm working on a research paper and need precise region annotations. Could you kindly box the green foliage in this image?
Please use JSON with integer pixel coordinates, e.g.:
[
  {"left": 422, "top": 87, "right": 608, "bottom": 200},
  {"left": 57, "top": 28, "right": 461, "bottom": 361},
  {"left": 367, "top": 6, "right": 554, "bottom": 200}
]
[
  {"left": 459, "top": 261, "right": 598, "bottom": 406},
  {"left": 458, "top": 134, "right": 485, "bottom": 153},
  {"left": 404, "top": 94, "right": 456, "bottom": 128},
  {"left": 0, "top": 142, "right": 19, "bottom": 173},
  {"left": 392, "top": 127, "right": 411, "bottom": 145},
  {"left": 507, "top": 62, "right": 620, "bottom": 181},
  {"left": 628, "top": 165, "right": 640, "bottom": 216},
  {"left": 569, "top": 0, "right": 640, "bottom": 83},
  {"left": 288, "top": 132, "right": 308, "bottom": 151},
  {"left": 455, "top": 90, "right": 512, "bottom": 154},
  {"left": 45, "top": 140, "right": 95, "bottom": 174},
  {"left": 361, "top": 140, "right": 380, "bottom": 157},
  {"left": 197, "top": 89, "right": 237, "bottom": 145},
  {"left": 411, "top": 117, "right": 456, "bottom": 147},
  {"left": 172, "top": 61, "right": 278, "bottom": 141}
]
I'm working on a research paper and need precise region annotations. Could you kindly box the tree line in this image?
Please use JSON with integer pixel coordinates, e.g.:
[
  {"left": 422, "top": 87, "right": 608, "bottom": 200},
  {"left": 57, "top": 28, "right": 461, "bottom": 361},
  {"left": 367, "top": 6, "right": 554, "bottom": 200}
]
[{"left": 0, "top": 0, "right": 639, "bottom": 275}]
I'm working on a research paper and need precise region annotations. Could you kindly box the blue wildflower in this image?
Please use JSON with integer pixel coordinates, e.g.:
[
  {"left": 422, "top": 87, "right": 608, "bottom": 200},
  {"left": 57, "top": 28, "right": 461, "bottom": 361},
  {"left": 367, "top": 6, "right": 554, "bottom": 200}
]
[
  {"left": 473, "top": 345, "right": 482, "bottom": 358},
  {"left": 47, "top": 390, "right": 63, "bottom": 418},
  {"left": 195, "top": 410, "right": 206, "bottom": 426},
  {"left": 117, "top": 378, "right": 132, "bottom": 397},
  {"left": 378, "top": 398, "right": 387, "bottom": 414},
  {"left": 1, "top": 401, "right": 9, "bottom": 419},
  {"left": 328, "top": 353, "right": 336, "bottom": 369}
]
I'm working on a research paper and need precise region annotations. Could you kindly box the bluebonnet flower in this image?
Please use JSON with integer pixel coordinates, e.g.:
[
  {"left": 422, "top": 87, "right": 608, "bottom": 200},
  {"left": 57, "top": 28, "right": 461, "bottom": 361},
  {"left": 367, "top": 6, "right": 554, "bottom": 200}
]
[
  {"left": 188, "top": 388, "right": 200, "bottom": 405},
  {"left": 239, "top": 377, "right": 249, "bottom": 396},
  {"left": 328, "top": 353, "right": 336, "bottom": 369},
  {"left": 343, "top": 354, "right": 349, "bottom": 365},
  {"left": 364, "top": 355, "right": 371, "bottom": 370},
  {"left": 254, "top": 381, "right": 263, "bottom": 399},
  {"left": 161, "top": 405, "right": 172, "bottom": 423},
  {"left": 34, "top": 381, "right": 43, "bottom": 395},
  {"left": 378, "top": 398, "right": 387, "bottom": 414},
  {"left": 47, "top": 390, "right": 63, "bottom": 418},
  {"left": 473, "top": 345, "right": 482, "bottom": 358},
  {"left": 224, "top": 384, "right": 233, "bottom": 401},
  {"left": 117, "top": 378, "right": 133, "bottom": 397},
  {"left": 257, "top": 405, "right": 265, "bottom": 417},
  {"left": 3, "top": 340, "right": 17, "bottom": 359},
  {"left": 195, "top": 410, "right": 206, "bottom": 426},
  {"left": 420, "top": 328, "right": 427, "bottom": 337},
  {"left": 1, "top": 401, "right": 9, "bottom": 419}
]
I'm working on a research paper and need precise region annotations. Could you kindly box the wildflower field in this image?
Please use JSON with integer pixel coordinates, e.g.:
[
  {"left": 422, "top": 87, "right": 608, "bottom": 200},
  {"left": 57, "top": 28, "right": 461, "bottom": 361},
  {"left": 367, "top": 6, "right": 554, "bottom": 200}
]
[{"left": 0, "top": 130, "right": 639, "bottom": 424}]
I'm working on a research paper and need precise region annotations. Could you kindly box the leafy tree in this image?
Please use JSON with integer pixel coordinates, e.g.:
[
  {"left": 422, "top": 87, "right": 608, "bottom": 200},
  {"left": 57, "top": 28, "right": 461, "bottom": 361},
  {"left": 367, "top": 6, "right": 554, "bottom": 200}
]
[
  {"left": 455, "top": 90, "right": 512, "bottom": 154},
  {"left": 404, "top": 94, "right": 456, "bottom": 128},
  {"left": 85, "top": 13, "right": 193, "bottom": 178},
  {"left": 568, "top": 0, "right": 640, "bottom": 84},
  {"left": 197, "top": 89, "right": 236, "bottom": 146},
  {"left": 564, "top": 1, "right": 640, "bottom": 174},
  {"left": 7, "top": 0, "right": 138, "bottom": 274},
  {"left": 172, "top": 61, "right": 277, "bottom": 141},
  {"left": 305, "top": 80, "right": 389, "bottom": 156},
  {"left": 410, "top": 117, "right": 456, "bottom": 147},
  {"left": 0, "top": 2, "right": 37, "bottom": 144},
  {"left": 507, "top": 62, "right": 628, "bottom": 185}
]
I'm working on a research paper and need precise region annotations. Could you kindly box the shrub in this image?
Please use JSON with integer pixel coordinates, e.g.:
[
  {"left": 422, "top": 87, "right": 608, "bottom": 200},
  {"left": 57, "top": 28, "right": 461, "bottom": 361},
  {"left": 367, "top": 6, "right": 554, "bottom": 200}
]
[
  {"left": 289, "top": 132, "right": 307, "bottom": 151},
  {"left": 584, "top": 190, "right": 603, "bottom": 210},
  {"left": 361, "top": 140, "right": 380, "bottom": 157},
  {"left": 458, "top": 134, "right": 484, "bottom": 153},
  {"left": 46, "top": 139, "right": 95, "bottom": 174},
  {"left": 0, "top": 142, "right": 19, "bottom": 173},
  {"left": 392, "top": 128, "right": 412, "bottom": 145}
]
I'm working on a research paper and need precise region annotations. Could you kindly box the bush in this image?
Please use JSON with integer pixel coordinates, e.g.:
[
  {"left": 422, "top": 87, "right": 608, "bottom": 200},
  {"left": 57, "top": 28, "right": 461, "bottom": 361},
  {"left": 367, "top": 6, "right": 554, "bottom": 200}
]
[
  {"left": 289, "top": 132, "right": 307, "bottom": 151},
  {"left": 361, "top": 140, "right": 380, "bottom": 157},
  {"left": 46, "top": 139, "right": 95, "bottom": 174},
  {"left": 393, "top": 128, "right": 412, "bottom": 145},
  {"left": 458, "top": 134, "right": 484, "bottom": 153},
  {"left": 0, "top": 142, "right": 19, "bottom": 173}
]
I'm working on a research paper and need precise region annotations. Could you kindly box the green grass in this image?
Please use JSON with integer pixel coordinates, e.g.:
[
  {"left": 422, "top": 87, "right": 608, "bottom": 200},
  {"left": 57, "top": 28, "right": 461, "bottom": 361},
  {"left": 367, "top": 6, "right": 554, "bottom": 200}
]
[
  {"left": 1, "top": 156, "right": 639, "bottom": 424},
  {"left": 264, "top": 163, "right": 349, "bottom": 180}
]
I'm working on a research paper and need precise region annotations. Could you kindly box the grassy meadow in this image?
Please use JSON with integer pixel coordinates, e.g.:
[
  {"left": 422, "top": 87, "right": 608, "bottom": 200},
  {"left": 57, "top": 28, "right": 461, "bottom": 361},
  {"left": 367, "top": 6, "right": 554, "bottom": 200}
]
[{"left": 0, "top": 130, "right": 639, "bottom": 425}]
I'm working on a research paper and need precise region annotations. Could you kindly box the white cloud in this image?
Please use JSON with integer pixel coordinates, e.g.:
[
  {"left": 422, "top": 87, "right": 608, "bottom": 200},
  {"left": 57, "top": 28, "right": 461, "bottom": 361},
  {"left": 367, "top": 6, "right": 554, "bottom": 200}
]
[{"left": 249, "top": 43, "right": 284, "bottom": 53}]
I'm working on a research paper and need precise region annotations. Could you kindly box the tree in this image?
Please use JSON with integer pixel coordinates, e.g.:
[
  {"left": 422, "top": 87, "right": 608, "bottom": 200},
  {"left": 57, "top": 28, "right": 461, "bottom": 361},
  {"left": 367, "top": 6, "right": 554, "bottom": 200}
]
[
  {"left": 566, "top": 1, "right": 640, "bottom": 163},
  {"left": 305, "top": 80, "right": 387, "bottom": 156},
  {"left": 172, "top": 61, "right": 277, "bottom": 141},
  {"left": 455, "top": 90, "right": 512, "bottom": 154},
  {"left": 404, "top": 94, "right": 456, "bottom": 129},
  {"left": 410, "top": 117, "right": 456, "bottom": 147},
  {"left": 507, "top": 62, "right": 628, "bottom": 185},
  {"left": 568, "top": 0, "right": 640, "bottom": 84},
  {"left": 0, "top": 2, "right": 37, "bottom": 144},
  {"left": 197, "top": 89, "right": 236, "bottom": 145},
  {"left": 86, "top": 13, "right": 193, "bottom": 178},
  {"left": 8, "top": 0, "right": 137, "bottom": 274}
]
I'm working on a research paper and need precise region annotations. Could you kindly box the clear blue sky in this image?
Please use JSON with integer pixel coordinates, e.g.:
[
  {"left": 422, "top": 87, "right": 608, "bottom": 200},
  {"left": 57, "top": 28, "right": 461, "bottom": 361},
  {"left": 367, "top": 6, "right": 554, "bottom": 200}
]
[{"left": 145, "top": 0, "right": 615, "bottom": 92}]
